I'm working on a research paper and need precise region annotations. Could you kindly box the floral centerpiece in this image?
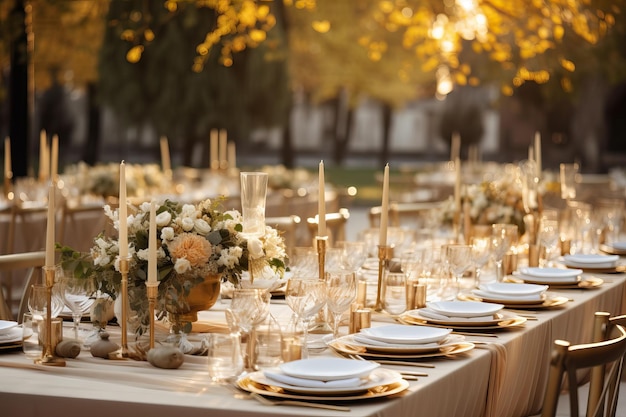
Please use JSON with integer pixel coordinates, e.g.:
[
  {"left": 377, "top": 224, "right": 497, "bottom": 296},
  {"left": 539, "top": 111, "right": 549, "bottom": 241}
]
[{"left": 61, "top": 197, "right": 286, "bottom": 334}]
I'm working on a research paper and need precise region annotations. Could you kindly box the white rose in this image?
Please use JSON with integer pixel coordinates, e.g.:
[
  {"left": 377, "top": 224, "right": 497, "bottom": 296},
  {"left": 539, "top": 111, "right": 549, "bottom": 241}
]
[
  {"left": 181, "top": 204, "right": 197, "bottom": 217},
  {"left": 156, "top": 211, "right": 172, "bottom": 227},
  {"left": 247, "top": 237, "right": 264, "bottom": 259},
  {"left": 194, "top": 218, "right": 211, "bottom": 235},
  {"left": 174, "top": 258, "right": 191, "bottom": 274},
  {"left": 160, "top": 226, "right": 175, "bottom": 241},
  {"left": 181, "top": 217, "right": 195, "bottom": 231},
  {"left": 136, "top": 248, "right": 149, "bottom": 261}
]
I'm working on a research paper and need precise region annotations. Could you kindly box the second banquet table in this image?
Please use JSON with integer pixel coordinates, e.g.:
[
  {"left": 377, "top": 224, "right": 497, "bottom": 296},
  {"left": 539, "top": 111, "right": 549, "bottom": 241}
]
[{"left": 0, "top": 270, "right": 625, "bottom": 417}]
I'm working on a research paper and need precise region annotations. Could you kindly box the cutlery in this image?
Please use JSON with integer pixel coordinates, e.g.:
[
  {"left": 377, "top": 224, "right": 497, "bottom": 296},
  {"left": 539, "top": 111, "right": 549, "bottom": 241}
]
[{"left": 249, "top": 392, "right": 351, "bottom": 412}]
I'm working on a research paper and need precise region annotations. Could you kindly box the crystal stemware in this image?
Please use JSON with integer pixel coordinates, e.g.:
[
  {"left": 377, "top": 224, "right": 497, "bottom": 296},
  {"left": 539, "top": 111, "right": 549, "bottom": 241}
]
[
  {"left": 491, "top": 223, "right": 518, "bottom": 281},
  {"left": 325, "top": 271, "right": 356, "bottom": 339},
  {"left": 228, "top": 288, "right": 271, "bottom": 368},
  {"left": 58, "top": 274, "right": 96, "bottom": 341},
  {"left": 470, "top": 236, "right": 491, "bottom": 286},
  {"left": 538, "top": 219, "right": 559, "bottom": 267},
  {"left": 445, "top": 244, "right": 473, "bottom": 295},
  {"left": 284, "top": 278, "right": 326, "bottom": 358}
]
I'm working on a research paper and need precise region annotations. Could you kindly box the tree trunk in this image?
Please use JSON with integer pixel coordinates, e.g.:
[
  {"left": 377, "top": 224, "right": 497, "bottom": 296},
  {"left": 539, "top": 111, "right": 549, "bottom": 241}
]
[
  {"left": 9, "top": 0, "right": 29, "bottom": 179},
  {"left": 380, "top": 103, "right": 392, "bottom": 168}
]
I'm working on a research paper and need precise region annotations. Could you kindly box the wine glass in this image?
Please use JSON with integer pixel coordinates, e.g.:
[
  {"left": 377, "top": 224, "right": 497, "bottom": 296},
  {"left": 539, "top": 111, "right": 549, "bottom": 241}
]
[
  {"left": 538, "top": 219, "right": 559, "bottom": 267},
  {"left": 337, "top": 241, "right": 368, "bottom": 273},
  {"left": 325, "top": 271, "right": 356, "bottom": 339},
  {"left": 491, "top": 224, "right": 518, "bottom": 281},
  {"left": 445, "top": 244, "right": 473, "bottom": 295},
  {"left": 58, "top": 274, "right": 96, "bottom": 341},
  {"left": 28, "top": 283, "right": 64, "bottom": 320},
  {"left": 228, "top": 288, "right": 271, "bottom": 369},
  {"left": 470, "top": 236, "right": 491, "bottom": 286},
  {"left": 284, "top": 278, "right": 326, "bottom": 358}
]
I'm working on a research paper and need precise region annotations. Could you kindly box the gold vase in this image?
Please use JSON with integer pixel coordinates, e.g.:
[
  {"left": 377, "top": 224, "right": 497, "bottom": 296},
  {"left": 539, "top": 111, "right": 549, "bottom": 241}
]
[{"left": 166, "top": 273, "right": 221, "bottom": 332}]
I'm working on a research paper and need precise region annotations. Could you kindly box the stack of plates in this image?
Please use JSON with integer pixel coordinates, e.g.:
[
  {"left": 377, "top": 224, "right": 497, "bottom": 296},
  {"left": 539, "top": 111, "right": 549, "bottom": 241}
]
[
  {"left": 562, "top": 254, "right": 620, "bottom": 271},
  {"left": 238, "top": 358, "right": 409, "bottom": 400},
  {"left": 403, "top": 300, "right": 527, "bottom": 329},
  {"left": 473, "top": 282, "right": 548, "bottom": 303},
  {"left": 514, "top": 267, "right": 582, "bottom": 284},
  {"left": 601, "top": 242, "right": 626, "bottom": 256},
  {"left": 0, "top": 320, "right": 22, "bottom": 349}
]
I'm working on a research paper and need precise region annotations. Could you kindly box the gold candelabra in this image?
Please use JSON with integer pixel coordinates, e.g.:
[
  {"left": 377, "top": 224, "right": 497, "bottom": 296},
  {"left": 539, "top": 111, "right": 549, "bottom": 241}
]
[
  {"left": 35, "top": 266, "right": 65, "bottom": 366},
  {"left": 316, "top": 236, "right": 328, "bottom": 281}
]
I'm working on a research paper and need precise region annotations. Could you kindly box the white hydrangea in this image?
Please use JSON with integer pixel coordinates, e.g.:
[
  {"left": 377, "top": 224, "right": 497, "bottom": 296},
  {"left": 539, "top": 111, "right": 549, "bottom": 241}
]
[
  {"left": 160, "top": 226, "right": 175, "bottom": 241},
  {"left": 174, "top": 258, "right": 191, "bottom": 274},
  {"left": 156, "top": 211, "right": 172, "bottom": 227}
]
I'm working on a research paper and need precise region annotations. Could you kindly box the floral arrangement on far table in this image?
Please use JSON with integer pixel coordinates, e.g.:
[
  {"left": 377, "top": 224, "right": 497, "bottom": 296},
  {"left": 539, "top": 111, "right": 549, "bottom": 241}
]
[{"left": 61, "top": 198, "right": 287, "bottom": 334}]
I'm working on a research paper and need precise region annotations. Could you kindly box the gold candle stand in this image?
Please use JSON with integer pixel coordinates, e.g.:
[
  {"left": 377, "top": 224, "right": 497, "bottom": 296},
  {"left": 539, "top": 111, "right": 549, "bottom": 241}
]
[
  {"left": 146, "top": 282, "right": 159, "bottom": 350},
  {"left": 375, "top": 245, "right": 391, "bottom": 312},
  {"left": 35, "top": 266, "right": 65, "bottom": 366},
  {"left": 316, "top": 236, "right": 328, "bottom": 281},
  {"left": 4, "top": 172, "right": 12, "bottom": 199},
  {"left": 119, "top": 256, "right": 130, "bottom": 357}
]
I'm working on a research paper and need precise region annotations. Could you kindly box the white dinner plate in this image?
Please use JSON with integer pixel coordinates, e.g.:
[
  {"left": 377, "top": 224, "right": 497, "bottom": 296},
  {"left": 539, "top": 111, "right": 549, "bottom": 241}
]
[
  {"left": 346, "top": 334, "right": 466, "bottom": 354},
  {"left": 512, "top": 271, "right": 581, "bottom": 284},
  {"left": 480, "top": 282, "right": 548, "bottom": 296},
  {"left": 517, "top": 267, "right": 582, "bottom": 279},
  {"left": 360, "top": 324, "right": 452, "bottom": 345},
  {"left": 426, "top": 300, "right": 504, "bottom": 318},
  {"left": 563, "top": 254, "right": 619, "bottom": 269},
  {"left": 0, "top": 320, "right": 18, "bottom": 334},
  {"left": 472, "top": 289, "right": 545, "bottom": 302},
  {"left": 0, "top": 326, "right": 23, "bottom": 344},
  {"left": 279, "top": 358, "right": 379, "bottom": 381},
  {"left": 611, "top": 242, "right": 626, "bottom": 251},
  {"left": 252, "top": 368, "right": 401, "bottom": 395},
  {"left": 407, "top": 309, "right": 519, "bottom": 327}
]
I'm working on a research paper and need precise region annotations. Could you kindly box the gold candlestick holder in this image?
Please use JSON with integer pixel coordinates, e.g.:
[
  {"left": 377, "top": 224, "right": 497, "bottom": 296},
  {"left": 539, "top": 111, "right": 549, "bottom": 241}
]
[
  {"left": 315, "top": 236, "right": 328, "bottom": 281},
  {"left": 4, "top": 172, "right": 12, "bottom": 199},
  {"left": 375, "top": 245, "right": 391, "bottom": 312},
  {"left": 146, "top": 282, "right": 159, "bottom": 350},
  {"left": 35, "top": 266, "right": 65, "bottom": 366},
  {"left": 119, "top": 256, "right": 130, "bottom": 357}
]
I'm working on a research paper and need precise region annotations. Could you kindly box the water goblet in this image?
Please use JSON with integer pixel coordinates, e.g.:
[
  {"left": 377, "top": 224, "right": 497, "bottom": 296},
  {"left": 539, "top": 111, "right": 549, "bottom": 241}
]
[
  {"left": 560, "top": 163, "right": 579, "bottom": 202},
  {"left": 228, "top": 288, "right": 271, "bottom": 369},
  {"left": 470, "top": 236, "right": 491, "bottom": 286},
  {"left": 58, "top": 274, "right": 96, "bottom": 341},
  {"left": 381, "top": 272, "right": 407, "bottom": 315},
  {"left": 491, "top": 223, "right": 518, "bottom": 281},
  {"left": 28, "top": 283, "right": 64, "bottom": 320},
  {"left": 538, "top": 219, "right": 559, "bottom": 267},
  {"left": 445, "top": 244, "right": 473, "bottom": 294},
  {"left": 337, "top": 241, "right": 368, "bottom": 273},
  {"left": 325, "top": 271, "right": 356, "bottom": 339},
  {"left": 284, "top": 278, "right": 326, "bottom": 358}
]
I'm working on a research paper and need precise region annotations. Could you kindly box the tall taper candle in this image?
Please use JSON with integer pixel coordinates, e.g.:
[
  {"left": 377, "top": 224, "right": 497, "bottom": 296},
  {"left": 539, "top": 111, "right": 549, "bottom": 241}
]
[
  {"left": 45, "top": 182, "right": 55, "bottom": 267},
  {"left": 51, "top": 135, "right": 59, "bottom": 182},
  {"left": 450, "top": 132, "right": 461, "bottom": 162},
  {"left": 379, "top": 164, "right": 389, "bottom": 246},
  {"left": 160, "top": 136, "right": 171, "bottom": 174},
  {"left": 454, "top": 157, "right": 461, "bottom": 212},
  {"left": 4, "top": 137, "right": 11, "bottom": 178},
  {"left": 119, "top": 161, "right": 128, "bottom": 258},
  {"left": 219, "top": 129, "right": 227, "bottom": 169},
  {"left": 39, "top": 130, "right": 48, "bottom": 182},
  {"left": 534, "top": 132, "right": 542, "bottom": 178},
  {"left": 318, "top": 160, "right": 326, "bottom": 236},
  {"left": 210, "top": 129, "right": 218, "bottom": 170},
  {"left": 227, "top": 141, "right": 236, "bottom": 170},
  {"left": 148, "top": 200, "right": 157, "bottom": 284}
]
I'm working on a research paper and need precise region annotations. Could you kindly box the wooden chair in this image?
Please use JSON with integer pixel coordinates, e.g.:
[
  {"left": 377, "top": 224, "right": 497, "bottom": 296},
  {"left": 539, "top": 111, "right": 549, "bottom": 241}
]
[
  {"left": 540, "top": 312, "right": 626, "bottom": 417},
  {"left": 0, "top": 251, "right": 46, "bottom": 322},
  {"left": 265, "top": 215, "right": 301, "bottom": 258},
  {"left": 306, "top": 208, "right": 350, "bottom": 247},
  {"left": 369, "top": 200, "right": 446, "bottom": 228}
]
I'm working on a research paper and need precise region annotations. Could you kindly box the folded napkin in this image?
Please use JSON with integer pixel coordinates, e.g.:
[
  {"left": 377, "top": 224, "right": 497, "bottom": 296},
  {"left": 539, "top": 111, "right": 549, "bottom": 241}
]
[
  {"left": 353, "top": 333, "right": 445, "bottom": 348},
  {"left": 473, "top": 290, "right": 544, "bottom": 302},
  {"left": 418, "top": 308, "right": 497, "bottom": 322},
  {"left": 264, "top": 371, "right": 363, "bottom": 388}
]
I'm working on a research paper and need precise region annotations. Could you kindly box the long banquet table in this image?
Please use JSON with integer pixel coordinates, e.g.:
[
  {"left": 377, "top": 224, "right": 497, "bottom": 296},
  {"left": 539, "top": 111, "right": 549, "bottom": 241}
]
[{"left": 0, "top": 269, "right": 625, "bottom": 417}]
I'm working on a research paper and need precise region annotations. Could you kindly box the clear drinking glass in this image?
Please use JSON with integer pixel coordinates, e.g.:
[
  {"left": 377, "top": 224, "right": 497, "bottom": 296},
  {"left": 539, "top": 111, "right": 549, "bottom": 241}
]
[
  {"left": 381, "top": 272, "right": 407, "bottom": 315},
  {"left": 240, "top": 172, "right": 268, "bottom": 238},
  {"left": 446, "top": 244, "right": 473, "bottom": 293},
  {"left": 28, "top": 283, "right": 64, "bottom": 320},
  {"left": 470, "top": 236, "right": 491, "bottom": 286},
  {"left": 58, "top": 275, "right": 96, "bottom": 341},
  {"left": 325, "top": 271, "right": 356, "bottom": 338},
  {"left": 206, "top": 333, "right": 244, "bottom": 383},
  {"left": 538, "top": 219, "right": 560, "bottom": 267}
]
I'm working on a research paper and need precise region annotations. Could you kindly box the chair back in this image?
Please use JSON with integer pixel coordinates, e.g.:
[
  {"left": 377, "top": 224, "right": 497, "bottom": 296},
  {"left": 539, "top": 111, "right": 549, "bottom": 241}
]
[
  {"left": 0, "top": 251, "right": 46, "bottom": 322},
  {"left": 369, "top": 201, "right": 446, "bottom": 228},
  {"left": 266, "top": 215, "right": 301, "bottom": 258},
  {"left": 306, "top": 208, "right": 350, "bottom": 247},
  {"left": 541, "top": 312, "right": 626, "bottom": 417}
]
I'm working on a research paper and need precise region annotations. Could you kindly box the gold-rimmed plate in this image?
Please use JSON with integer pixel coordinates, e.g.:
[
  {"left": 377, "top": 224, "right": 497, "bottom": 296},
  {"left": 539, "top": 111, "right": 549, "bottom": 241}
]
[
  {"left": 236, "top": 372, "right": 409, "bottom": 401},
  {"left": 335, "top": 333, "right": 466, "bottom": 354},
  {"left": 406, "top": 309, "right": 518, "bottom": 327},
  {"left": 520, "top": 275, "right": 604, "bottom": 289},
  {"left": 600, "top": 244, "right": 626, "bottom": 256},
  {"left": 328, "top": 338, "right": 475, "bottom": 359},
  {"left": 458, "top": 293, "right": 570, "bottom": 310}
]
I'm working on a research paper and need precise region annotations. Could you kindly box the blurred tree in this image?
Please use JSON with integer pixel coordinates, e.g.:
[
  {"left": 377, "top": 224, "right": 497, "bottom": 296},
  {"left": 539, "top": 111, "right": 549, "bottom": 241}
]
[{"left": 98, "top": 0, "right": 290, "bottom": 167}]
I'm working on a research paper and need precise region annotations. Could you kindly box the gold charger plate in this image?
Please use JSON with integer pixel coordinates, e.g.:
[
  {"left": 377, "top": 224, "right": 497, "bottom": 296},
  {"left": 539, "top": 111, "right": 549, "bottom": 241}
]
[
  {"left": 563, "top": 264, "right": 626, "bottom": 274},
  {"left": 328, "top": 338, "right": 475, "bottom": 359},
  {"left": 600, "top": 244, "right": 626, "bottom": 256},
  {"left": 0, "top": 341, "right": 22, "bottom": 351},
  {"left": 236, "top": 374, "right": 409, "bottom": 401},
  {"left": 336, "top": 334, "right": 466, "bottom": 354},
  {"left": 459, "top": 293, "right": 570, "bottom": 310},
  {"left": 405, "top": 310, "right": 518, "bottom": 327},
  {"left": 400, "top": 312, "right": 527, "bottom": 330},
  {"left": 520, "top": 276, "right": 603, "bottom": 289}
]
